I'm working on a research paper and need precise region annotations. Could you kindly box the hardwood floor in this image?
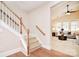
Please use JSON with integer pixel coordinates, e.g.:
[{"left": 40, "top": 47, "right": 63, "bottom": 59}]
[
  {"left": 8, "top": 52, "right": 26, "bottom": 57},
  {"left": 8, "top": 47, "right": 72, "bottom": 57},
  {"left": 30, "top": 47, "right": 72, "bottom": 57}
]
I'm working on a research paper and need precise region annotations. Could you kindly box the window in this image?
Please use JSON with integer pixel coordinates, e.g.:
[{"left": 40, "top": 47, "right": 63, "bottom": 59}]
[
  {"left": 56, "top": 21, "right": 79, "bottom": 32},
  {"left": 56, "top": 22, "right": 62, "bottom": 32},
  {"left": 71, "top": 21, "right": 78, "bottom": 32},
  {"left": 63, "top": 22, "right": 69, "bottom": 32}
]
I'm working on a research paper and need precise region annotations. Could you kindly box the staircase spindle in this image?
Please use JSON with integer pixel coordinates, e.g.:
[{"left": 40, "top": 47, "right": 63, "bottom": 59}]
[{"left": 20, "top": 17, "right": 22, "bottom": 34}]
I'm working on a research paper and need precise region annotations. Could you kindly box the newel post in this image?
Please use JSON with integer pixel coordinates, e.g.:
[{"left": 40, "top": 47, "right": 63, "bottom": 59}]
[{"left": 27, "top": 29, "right": 30, "bottom": 56}]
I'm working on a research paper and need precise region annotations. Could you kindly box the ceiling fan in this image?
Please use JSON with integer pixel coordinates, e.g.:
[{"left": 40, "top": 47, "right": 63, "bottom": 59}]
[{"left": 65, "top": 4, "right": 79, "bottom": 15}]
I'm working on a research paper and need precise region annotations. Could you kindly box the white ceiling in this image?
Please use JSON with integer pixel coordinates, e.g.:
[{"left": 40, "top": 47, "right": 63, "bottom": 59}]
[
  {"left": 51, "top": 1, "right": 79, "bottom": 20},
  {"left": 4, "top": 1, "right": 50, "bottom": 13}
]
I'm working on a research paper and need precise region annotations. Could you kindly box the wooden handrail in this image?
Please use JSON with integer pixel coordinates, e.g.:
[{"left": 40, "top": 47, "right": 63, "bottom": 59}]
[
  {"left": 1, "top": 1, "right": 21, "bottom": 20},
  {"left": 36, "top": 25, "right": 45, "bottom": 36},
  {"left": 20, "top": 17, "right": 22, "bottom": 34},
  {"left": 20, "top": 17, "right": 27, "bottom": 33},
  {"left": 27, "top": 29, "right": 30, "bottom": 55},
  {"left": 22, "top": 22, "right": 27, "bottom": 32},
  {"left": 1, "top": 1, "right": 27, "bottom": 33}
]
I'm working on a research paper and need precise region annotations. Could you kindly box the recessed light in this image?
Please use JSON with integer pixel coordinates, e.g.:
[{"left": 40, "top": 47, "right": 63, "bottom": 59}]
[{"left": 65, "top": 12, "right": 70, "bottom": 15}]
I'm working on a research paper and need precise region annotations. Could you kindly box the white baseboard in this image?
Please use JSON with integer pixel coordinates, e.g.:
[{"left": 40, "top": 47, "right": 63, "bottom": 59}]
[
  {"left": 0, "top": 48, "right": 22, "bottom": 57},
  {"left": 42, "top": 45, "right": 51, "bottom": 50}
]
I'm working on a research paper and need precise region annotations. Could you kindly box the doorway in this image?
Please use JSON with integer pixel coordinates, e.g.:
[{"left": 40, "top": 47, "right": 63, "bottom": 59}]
[{"left": 51, "top": 1, "right": 79, "bottom": 56}]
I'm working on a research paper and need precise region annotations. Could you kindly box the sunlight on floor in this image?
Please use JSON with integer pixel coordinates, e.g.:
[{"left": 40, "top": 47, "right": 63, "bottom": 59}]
[{"left": 51, "top": 37, "right": 79, "bottom": 56}]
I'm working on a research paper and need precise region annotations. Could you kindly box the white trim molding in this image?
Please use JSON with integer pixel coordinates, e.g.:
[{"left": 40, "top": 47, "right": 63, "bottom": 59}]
[{"left": 0, "top": 48, "right": 27, "bottom": 57}]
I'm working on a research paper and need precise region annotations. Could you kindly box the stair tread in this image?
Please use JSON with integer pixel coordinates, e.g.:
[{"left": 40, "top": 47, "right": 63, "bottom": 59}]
[
  {"left": 29, "top": 43, "right": 41, "bottom": 49},
  {"left": 29, "top": 40, "right": 38, "bottom": 44},
  {"left": 29, "top": 37, "right": 41, "bottom": 52},
  {"left": 29, "top": 44, "right": 41, "bottom": 50},
  {"left": 29, "top": 37, "right": 36, "bottom": 39},
  {"left": 29, "top": 46, "right": 41, "bottom": 52}
]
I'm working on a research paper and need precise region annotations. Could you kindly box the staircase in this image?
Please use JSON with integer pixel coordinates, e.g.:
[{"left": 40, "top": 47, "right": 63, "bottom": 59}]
[
  {"left": 29, "top": 37, "right": 41, "bottom": 52},
  {"left": 0, "top": 1, "right": 42, "bottom": 56},
  {"left": 0, "top": 1, "right": 28, "bottom": 56}
]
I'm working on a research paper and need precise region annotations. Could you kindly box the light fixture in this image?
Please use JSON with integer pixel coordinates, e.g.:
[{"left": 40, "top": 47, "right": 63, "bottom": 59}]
[
  {"left": 65, "top": 4, "right": 79, "bottom": 15},
  {"left": 52, "top": 28, "right": 55, "bottom": 30},
  {"left": 65, "top": 12, "right": 70, "bottom": 15},
  {"left": 65, "top": 5, "right": 71, "bottom": 15}
]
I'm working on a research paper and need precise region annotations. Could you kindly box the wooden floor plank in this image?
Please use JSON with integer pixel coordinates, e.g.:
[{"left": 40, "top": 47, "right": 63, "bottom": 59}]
[
  {"left": 8, "top": 52, "right": 26, "bottom": 57},
  {"left": 30, "top": 47, "right": 72, "bottom": 57},
  {"left": 8, "top": 47, "right": 72, "bottom": 57}
]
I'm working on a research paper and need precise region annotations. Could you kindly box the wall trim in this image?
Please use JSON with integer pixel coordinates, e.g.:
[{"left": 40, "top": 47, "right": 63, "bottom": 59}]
[{"left": 0, "top": 48, "right": 22, "bottom": 57}]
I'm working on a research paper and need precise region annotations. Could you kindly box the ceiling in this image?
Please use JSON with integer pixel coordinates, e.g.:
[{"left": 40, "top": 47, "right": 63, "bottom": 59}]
[
  {"left": 51, "top": 1, "right": 79, "bottom": 20},
  {"left": 4, "top": 1, "right": 50, "bottom": 13}
]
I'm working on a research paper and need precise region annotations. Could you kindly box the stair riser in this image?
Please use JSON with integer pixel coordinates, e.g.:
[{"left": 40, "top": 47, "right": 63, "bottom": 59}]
[
  {"left": 29, "top": 46, "right": 41, "bottom": 52},
  {"left": 29, "top": 37, "right": 41, "bottom": 52},
  {"left": 29, "top": 42, "right": 41, "bottom": 49}
]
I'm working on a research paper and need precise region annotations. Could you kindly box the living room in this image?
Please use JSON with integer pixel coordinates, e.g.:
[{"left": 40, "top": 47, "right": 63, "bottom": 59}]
[{"left": 51, "top": 1, "right": 79, "bottom": 56}]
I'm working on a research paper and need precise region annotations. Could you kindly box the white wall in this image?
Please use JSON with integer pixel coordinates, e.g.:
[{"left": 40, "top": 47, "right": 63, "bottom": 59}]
[
  {"left": 0, "top": 19, "right": 28, "bottom": 56},
  {"left": 28, "top": 2, "right": 59, "bottom": 49},
  {"left": 0, "top": 24, "right": 21, "bottom": 53},
  {"left": 28, "top": 5, "right": 51, "bottom": 49}
]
